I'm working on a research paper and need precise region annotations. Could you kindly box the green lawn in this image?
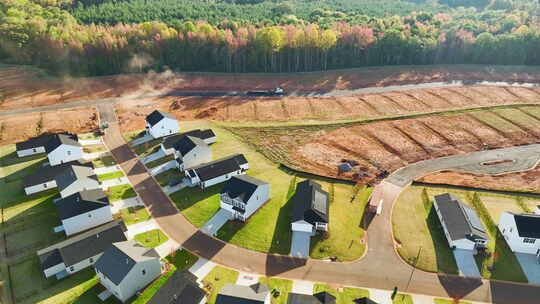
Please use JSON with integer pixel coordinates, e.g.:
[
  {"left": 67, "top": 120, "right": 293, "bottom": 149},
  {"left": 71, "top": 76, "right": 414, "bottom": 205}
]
[
  {"left": 118, "top": 206, "right": 151, "bottom": 225},
  {"left": 393, "top": 293, "right": 414, "bottom": 304},
  {"left": 131, "top": 139, "right": 162, "bottom": 157},
  {"left": 155, "top": 169, "right": 183, "bottom": 187},
  {"left": 106, "top": 184, "right": 137, "bottom": 202},
  {"left": 83, "top": 144, "right": 108, "bottom": 153},
  {"left": 201, "top": 266, "right": 239, "bottom": 304},
  {"left": 78, "top": 132, "right": 100, "bottom": 140},
  {"left": 313, "top": 283, "right": 370, "bottom": 303},
  {"left": 123, "top": 130, "right": 146, "bottom": 142},
  {"left": 434, "top": 299, "right": 471, "bottom": 304},
  {"left": 92, "top": 155, "right": 116, "bottom": 168},
  {"left": 145, "top": 154, "right": 174, "bottom": 169},
  {"left": 134, "top": 229, "right": 169, "bottom": 248},
  {"left": 170, "top": 184, "right": 222, "bottom": 228},
  {"left": 97, "top": 170, "right": 125, "bottom": 182},
  {"left": 258, "top": 277, "right": 293, "bottom": 304}
]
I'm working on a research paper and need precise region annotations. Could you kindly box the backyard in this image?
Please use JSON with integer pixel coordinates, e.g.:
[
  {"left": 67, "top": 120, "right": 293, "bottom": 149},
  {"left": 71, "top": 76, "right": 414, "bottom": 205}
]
[
  {"left": 201, "top": 266, "right": 239, "bottom": 304},
  {"left": 258, "top": 277, "right": 293, "bottom": 304},
  {"left": 106, "top": 184, "right": 137, "bottom": 202},
  {"left": 312, "top": 283, "right": 370, "bottom": 303},
  {"left": 134, "top": 229, "right": 169, "bottom": 248}
]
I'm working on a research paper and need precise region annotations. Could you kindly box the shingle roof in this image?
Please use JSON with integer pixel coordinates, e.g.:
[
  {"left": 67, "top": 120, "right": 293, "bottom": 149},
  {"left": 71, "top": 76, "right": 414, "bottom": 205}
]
[
  {"left": 37, "top": 221, "right": 126, "bottom": 269},
  {"left": 287, "top": 292, "right": 336, "bottom": 304},
  {"left": 16, "top": 133, "right": 57, "bottom": 151},
  {"left": 146, "top": 110, "right": 175, "bottom": 126},
  {"left": 291, "top": 180, "right": 329, "bottom": 225},
  {"left": 56, "top": 189, "right": 110, "bottom": 220},
  {"left": 190, "top": 154, "right": 248, "bottom": 182},
  {"left": 434, "top": 193, "right": 488, "bottom": 242},
  {"left": 148, "top": 270, "right": 205, "bottom": 304},
  {"left": 216, "top": 283, "right": 269, "bottom": 304},
  {"left": 162, "top": 129, "right": 216, "bottom": 150},
  {"left": 353, "top": 297, "right": 378, "bottom": 304},
  {"left": 173, "top": 135, "right": 208, "bottom": 157},
  {"left": 23, "top": 161, "right": 91, "bottom": 188},
  {"left": 513, "top": 213, "right": 540, "bottom": 239},
  {"left": 94, "top": 240, "right": 159, "bottom": 285},
  {"left": 44, "top": 134, "right": 80, "bottom": 153},
  {"left": 221, "top": 175, "right": 267, "bottom": 203},
  {"left": 55, "top": 165, "right": 98, "bottom": 192}
]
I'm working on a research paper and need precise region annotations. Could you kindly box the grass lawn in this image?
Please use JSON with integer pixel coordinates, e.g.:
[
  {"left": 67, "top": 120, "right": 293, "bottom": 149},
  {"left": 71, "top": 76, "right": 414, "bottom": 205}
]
[
  {"left": 478, "top": 193, "right": 523, "bottom": 224},
  {"left": 170, "top": 184, "right": 222, "bottom": 228},
  {"left": 145, "top": 154, "right": 174, "bottom": 169},
  {"left": 106, "top": 184, "right": 137, "bottom": 202},
  {"left": 134, "top": 229, "right": 169, "bottom": 248},
  {"left": 201, "top": 266, "right": 239, "bottom": 304},
  {"left": 78, "top": 132, "right": 100, "bottom": 140},
  {"left": 72, "top": 283, "right": 121, "bottom": 304},
  {"left": 123, "top": 130, "right": 146, "bottom": 142},
  {"left": 520, "top": 197, "right": 540, "bottom": 214},
  {"left": 92, "top": 155, "right": 116, "bottom": 168},
  {"left": 83, "top": 144, "right": 107, "bottom": 153},
  {"left": 434, "top": 299, "right": 472, "bottom": 304},
  {"left": 313, "top": 283, "right": 370, "bottom": 303},
  {"left": 118, "top": 206, "right": 151, "bottom": 225},
  {"left": 155, "top": 169, "right": 183, "bottom": 187},
  {"left": 393, "top": 293, "right": 414, "bottom": 304},
  {"left": 97, "top": 170, "right": 125, "bottom": 181},
  {"left": 258, "top": 277, "right": 293, "bottom": 304}
]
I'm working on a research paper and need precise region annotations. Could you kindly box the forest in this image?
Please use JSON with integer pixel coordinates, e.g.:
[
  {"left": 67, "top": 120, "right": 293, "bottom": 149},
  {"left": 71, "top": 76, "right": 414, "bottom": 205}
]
[{"left": 1, "top": 0, "right": 539, "bottom": 76}]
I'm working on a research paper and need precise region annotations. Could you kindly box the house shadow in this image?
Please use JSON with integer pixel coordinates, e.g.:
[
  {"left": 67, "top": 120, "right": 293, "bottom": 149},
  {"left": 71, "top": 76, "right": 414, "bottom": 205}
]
[
  {"left": 265, "top": 254, "right": 307, "bottom": 277},
  {"left": 0, "top": 152, "right": 47, "bottom": 183},
  {"left": 426, "top": 206, "right": 460, "bottom": 275},
  {"left": 490, "top": 279, "right": 540, "bottom": 304},
  {"left": 436, "top": 274, "right": 483, "bottom": 300},
  {"left": 181, "top": 230, "right": 226, "bottom": 261},
  {"left": 268, "top": 195, "right": 294, "bottom": 255}
]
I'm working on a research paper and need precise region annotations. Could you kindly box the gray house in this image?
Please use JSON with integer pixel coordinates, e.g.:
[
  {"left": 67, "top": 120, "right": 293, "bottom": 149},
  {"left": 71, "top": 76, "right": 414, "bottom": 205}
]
[
  {"left": 173, "top": 135, "right": 212, "bottom": 170},
  {"left": 161, "top": 129, "right": 217, "bottom": 155},
  {"left": 220, "top": 175, "right": 270, "bottom": 222},
  {"left": 184, "top": 154, "right": 249, "bottom": 189},
  {"left": 16, "top": 133, "right": 57, "bottom": 157},
  {"left": 216, "top": 283, "right": 270, "bottom": 304},
  {"left": 148, "top": 270, "right": 206, "bottom": 304},
  {"left": 23, "top": 161, "right": 91, "bottom": 195},
  {"left": 434, "top": 193, "right": 488, "bottom": 251},
  {"left": 95, "top": 240, "right": 161, "bottom": 303},
  {"left": 55, "top": 164, "right": 100, "bottom": 198},
  {"left": 56, "top": 189, "right": 113, "bottom": 236},
  {"left": 45, "top": 133, "right": 83, "bottom": 166},
  {"left": 37, "top": 221, "right": 126, "bottom": 280}
]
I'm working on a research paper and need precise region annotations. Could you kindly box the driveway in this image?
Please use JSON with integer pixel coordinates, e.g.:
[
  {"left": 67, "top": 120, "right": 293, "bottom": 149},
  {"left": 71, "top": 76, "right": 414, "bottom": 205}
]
[
  {"left": 142, "top": 149, "right": 166, "bottom": 164},
  {"left": 201, "top": 209, "right": 232, "bottom": 236},
  {"left": 453, "top": 249, "right": 481, "bottom": 278},
  {"left": 130, "top": 134, "right": 154, "bottom": 147},
  {"left": 290, "top": 231, "right": 311, "bottom": 258},
  {"left": 515, "top": 253, "right": 540, "bottom": 285}
]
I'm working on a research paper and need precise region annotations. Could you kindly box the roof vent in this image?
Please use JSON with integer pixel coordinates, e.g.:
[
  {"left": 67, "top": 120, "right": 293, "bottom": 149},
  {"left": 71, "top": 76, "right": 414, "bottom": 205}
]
[{"left": 126, "top": 258, "right": 129, "bottom": 264}]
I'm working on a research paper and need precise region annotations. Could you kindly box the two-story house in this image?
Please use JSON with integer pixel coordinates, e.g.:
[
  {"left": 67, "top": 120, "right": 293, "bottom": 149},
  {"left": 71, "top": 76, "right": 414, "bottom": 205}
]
[
  {"left": 55, "top": 164, "right": 101, "bottom": 198},
  {"left": 145, "top": 110, "right": 180, "bottom": 139},
  {"left": 45, "top": 134, "right": 83, "bottom": 166},
  {"left": 56, "top": 189, "right": 113, "bottom": 236},
  {"left": 173, "top": 135, "right": 212, "bottom": 171},
  {"left": 184, "top": 154, "right": 249, "bottom": 189},
  {"left": 23, "top": 161, "right": 91, "bottom": 195},
  {"left": 148, "top": 270, "right": 206, "bottom": 304},
  {"left": 220, "top": 175, "right": 270, "bottom": 222},
  {"left": 95, "top": 240, "right": 161, "bottom": 303},
  {"left": 161, "top": 129, "right": 217, "bottom": 155},
  {"left": 37, "top": 221, "right": 126, "bottom": 280},
  {"left": 499, "top": 212, "right": 540, "bottom": 259}
]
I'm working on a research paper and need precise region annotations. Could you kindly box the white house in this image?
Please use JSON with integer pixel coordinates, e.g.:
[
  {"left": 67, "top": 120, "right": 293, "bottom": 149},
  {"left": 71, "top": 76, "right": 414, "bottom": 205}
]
[
  {"left": 291, "top": 180, "right": 330, "bottom": 234},
  {"left": 37, "top": 221, "right": 126, "bottom": 280},
  {"left": 145, "top": 110, "right": 180, "bottom": 139},
  {"left": 216, "top": 283, "right": 270, "bottom": 304},
  {"left": 45, "top": 134, "right": 83, "bottom": 166},
  {"left": 161, "top": 129, "right": 217, "bottom": 155},
  {"left": 184, "top": 154, "right": 249, "bottom": 190},
  {"left": 173, "top": 135, "right": 212, "bottom": 171},
  {"left": 16, "top": 133, "right": 57, "bottom": 157},
  {"left": 95, "top": 240, "right": 161, "bottom": 303},
  {"left": 220, "top": 175, "right": 270, "bottom": 222},
  {"left": 433, "top": 193, "right": 489, "bottom": 251},
  {"left": 55, "top": 164, "right": 101, "bottom": 198},
  {"left": 56, "top": 189, "right": 113, "bottom": 236},
  {"left": 23, "top": 161, "right": 91, "bottom": 195},
  {"left": 500, "top": 212, "right": 540, "bottom": 258}
]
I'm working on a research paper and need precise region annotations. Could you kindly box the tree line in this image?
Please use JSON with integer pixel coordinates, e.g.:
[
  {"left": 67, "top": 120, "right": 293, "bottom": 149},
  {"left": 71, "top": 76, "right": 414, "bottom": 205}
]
[{"left": 1, "top": 0, "right": 539, "bottom": 76}]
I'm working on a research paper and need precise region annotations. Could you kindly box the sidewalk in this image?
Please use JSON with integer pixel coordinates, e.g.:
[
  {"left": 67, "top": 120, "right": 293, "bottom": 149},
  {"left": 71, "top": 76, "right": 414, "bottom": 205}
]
[
  {"left": 130, "top": 134, "right": 153, "bottom": 147},
  {"left": 100, "top": 176, "right": 130, "bottom": 190},
  {"left": 110, "top": 196, "right": 144, "bottom": 213},
  {"left": 126, "top": 218, "right": 158, "bottom": 239},
  {"left": 94, "top": 165, "right": 122, "bottom": 175},
  {"left": 155, "top": 239, "right": 181, "bottom": 258},
  {"left": 188, "top": 258, "right": 216, "bottom": 283},
  {"left": 149, "top": 160, "right": 178, "bottom": 176},
  {"left": 142, "top": 150, "right": 166, "bottom": 164}
]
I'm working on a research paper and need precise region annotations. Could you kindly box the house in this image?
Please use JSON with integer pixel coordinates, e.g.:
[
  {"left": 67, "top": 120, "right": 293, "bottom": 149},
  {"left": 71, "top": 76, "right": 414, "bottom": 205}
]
[
  {"left": 55, "top": 164, "right": 100, "bottom": 198},
  {"left": 56, "top": 189, "right": 113, "bottom": 236},
  {"left": 95, "top": 240, "right": 161, "bottom": 303},
  {"left": 37, "top": 221, "right": 126, "bottom": 280},
  {"left": 499, "top": 212, "right": 540, "bottom": 258},
  {"left": 291, "top": 180, "right": 330, "bottom": 234},
  {"left": 145, "top": 110, "right": 180, "bottom": 139},
  {"left": 220, "top": 175, "right": 270, "bottom": 222},
  {"left": 173, "top": 135, "right": 212, "bottom": 171},
  {"left": 45, "top": 134, "right": 83, "bottom": 166},
  {"left": 354, "top": 298, "right": 379, "bottom": 304},
  {"left": 287, "top": 292, "right": 336, "bottom": 304},
  {"left": 16, "top": 133, "right": 56, "bottom": 157},
  {"left": 433, "top": 193, "right": 488, "bottom": 251},
  {"left": 161, "top": 129, "right": 217, "bottom": 155},
  {"left": 23, "top": 161, "right": 91, "bottom": 195},
  {"left": 216, "top": 283, "right": 270, "bottom": 304},
  {"left": 148, "top": 270, "right": 206, "bottom": 304},
  {"left": 184, "top": 154, "right": 249, "bottom": 189}
]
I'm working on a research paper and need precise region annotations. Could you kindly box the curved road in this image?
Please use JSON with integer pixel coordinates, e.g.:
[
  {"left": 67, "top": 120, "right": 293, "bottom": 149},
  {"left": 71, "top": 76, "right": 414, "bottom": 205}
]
[{"left": 97, "top": 100, "right": 540, "bottom": 304}]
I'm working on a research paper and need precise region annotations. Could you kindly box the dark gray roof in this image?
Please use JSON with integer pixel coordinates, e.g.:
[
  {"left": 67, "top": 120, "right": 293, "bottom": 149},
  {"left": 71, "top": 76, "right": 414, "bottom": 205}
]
[
  {"left": 434, "top": 193, "right": 488, "bottom": 242},
  {"left": 190, "top": 154, "right": 248, "bottom": 182},
  {"left": 162, "top": 129, "right": 216, "bottom": 150},
  {"left": 148, "top": 270, "right": 205, "bottom": 304},
  {"left": 173, "top": 135, "right": 208, "bottom": 157},
  {"left": 23, "top": 161, "right": 91, "bottom": 188},
  {"left": 513, "top": 213, "right": 540, "bottom": 239},
  {"left": 146, "top": 110, "right": 175, "bottom": 126},
  {"left": 55, "top": 165, "right": 98, "bottom": 192},
  {"left": 354, "top": 297, "right": 378, "bottom": 304},
  {"left": 287, "top": 292, "right": 336, "bottom": 304},
  {"left": 37, "top": 221, "right": 126, "bottom": 269},
  {"left": 16, "top": 133, "right": 57, "bottom": 151},
  {"left": 56, "top": 189, "right": 110, "bottom": 220},
  {"left": 44, "top": 134, "right": 80, "bottom": 153},
  {"left": 221, "top": 175, "right": 267, "bottom": 203},
  {"left": 291, "top": 180, "right": 329, "bottom": 225},
  {"left": 94, "top": 240, "right": 159, "bottom": 285},
  {"left": 216, "top": 283, "right": 269, "bottom": 304}
]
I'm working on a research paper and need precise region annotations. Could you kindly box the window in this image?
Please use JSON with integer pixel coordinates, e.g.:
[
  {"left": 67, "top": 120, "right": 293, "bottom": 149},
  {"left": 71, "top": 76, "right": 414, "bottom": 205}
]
[
  {"left": 44, "top": 184, "right": 47, "bottom": 189},
  {"left": 33, "top": 148, "right": 37, "bottom": 153},
  {"left": 88, "top": 214, "right": 92, "bottom": 218},
  {"left": 142, "top": 269, "right": 146, "bottom": 275},
  {"left": 89, "top": 258, "right": 94, "bottom": 263},
  {"left": 523, "top": 238, "right": 536, "bottom": 244},
  {"left": 69, "top": 266, "right": 74, "bottom": 272},
  {"left": 67, "top": 150, "right": 71, "bottom": 155}
]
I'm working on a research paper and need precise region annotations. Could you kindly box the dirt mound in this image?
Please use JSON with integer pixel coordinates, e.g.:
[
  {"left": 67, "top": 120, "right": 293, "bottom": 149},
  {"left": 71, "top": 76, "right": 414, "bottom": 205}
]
[{"left": 195, "top": 107, "right": 218, "bottom": 119}]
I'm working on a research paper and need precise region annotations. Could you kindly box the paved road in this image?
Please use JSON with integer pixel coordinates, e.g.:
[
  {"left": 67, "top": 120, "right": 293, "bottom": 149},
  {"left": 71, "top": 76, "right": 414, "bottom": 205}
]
[{"left": 99, "top": 103, "right": 540, "bottom": 304}]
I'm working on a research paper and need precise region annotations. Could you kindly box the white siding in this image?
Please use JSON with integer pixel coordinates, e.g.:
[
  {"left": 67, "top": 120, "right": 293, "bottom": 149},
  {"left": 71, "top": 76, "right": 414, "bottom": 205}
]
[
  {"left": 17, "top": 146, "right": 46, "bottom": 157},
  {"left": 499, "top": 212, "right": 540, "bottom": 255},
  {"left": 201, "top": 169, "right": 245, "bottom": 189},
  {"left": 97, "top": 271, "right": 123, "bottom": 301},
  {"left": 147, "top": 118, "right": 179, "bottom": 139},
  {"left": 203, "top": 137, "right": 217, "bottom": 145},
  {"left": 25, "top": 180, "right": 57, "bottom": 195},
  {"left": 177, "top": 145, "right": 212, "bottom": 171},
  {"left": 160, "top": 143, "right": 174, "bottom": 156},
  {"left": 110, "top": 259, "right": 161, "bottom": 302},
  {"left": 242, "top": 184, "right": 269, "bottom": 220},
  {"left": 292, "top": 221, "right": 313, "bottom": 233},
  {"left": 66, "top": 252, "right": 103, "bottom": 275},
  {"left": 43, "top": 262, "right": 66, "bottom": 278},
  {"left": 62, "top": 206, "right": 113, "bottom": 236},
  {"left": 48, "top": 144, "right": 83, "bottom": 166},
  {"left": 59, "top": 178, "right": 101, "bottom": 198}
]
